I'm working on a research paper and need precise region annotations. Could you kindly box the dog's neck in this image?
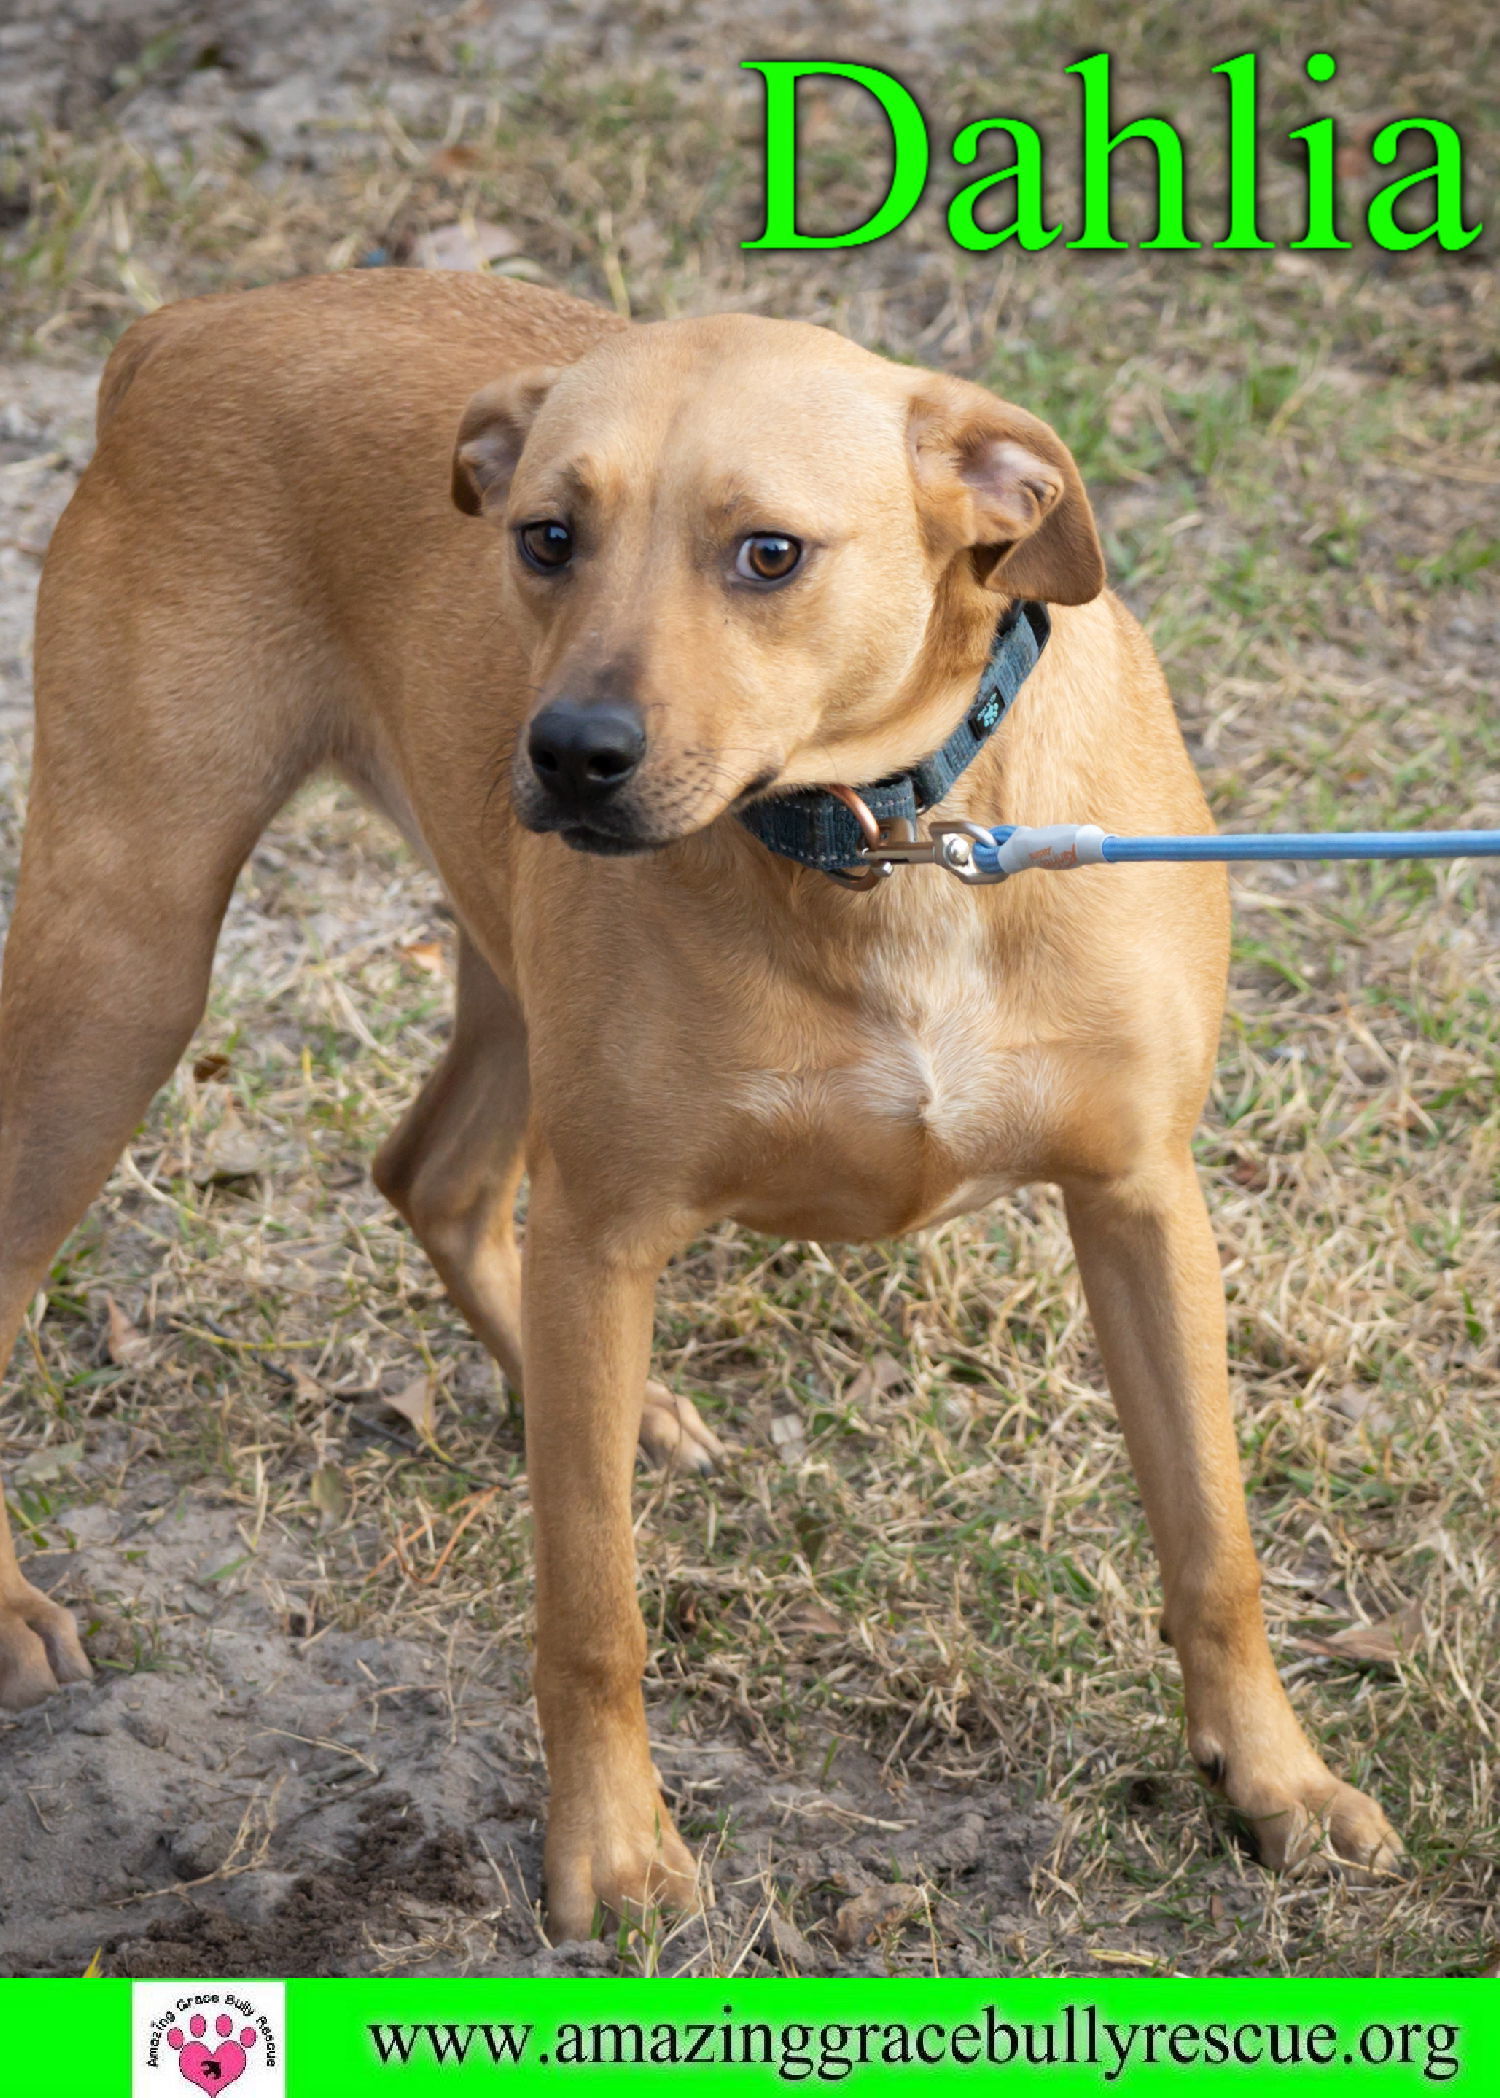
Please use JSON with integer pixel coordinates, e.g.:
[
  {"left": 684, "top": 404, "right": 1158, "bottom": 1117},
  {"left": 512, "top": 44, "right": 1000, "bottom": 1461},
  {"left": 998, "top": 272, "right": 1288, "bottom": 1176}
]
[
  {"left": 660, "top": 592, "right": 1079, "bottom": 954},
  {"left": 735, "top": 600, "right": 1050, "bottom": 882}
]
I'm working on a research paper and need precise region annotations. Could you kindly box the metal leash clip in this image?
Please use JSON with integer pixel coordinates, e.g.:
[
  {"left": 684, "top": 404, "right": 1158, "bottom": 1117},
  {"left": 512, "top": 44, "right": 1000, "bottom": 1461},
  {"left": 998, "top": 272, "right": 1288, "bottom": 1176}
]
[
  {"left": 826, "top": 787, "right": 1000, "bottom": 888},
  {"left": 858, "top": 815, "right": 999, "bottom": 884}
]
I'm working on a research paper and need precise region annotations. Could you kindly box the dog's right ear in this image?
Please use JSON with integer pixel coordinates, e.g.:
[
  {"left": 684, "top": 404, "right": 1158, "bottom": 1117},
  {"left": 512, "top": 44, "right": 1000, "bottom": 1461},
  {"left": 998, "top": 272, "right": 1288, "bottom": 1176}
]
[{"left": 451, "top": 368, "right": 560, "bottom": 517}]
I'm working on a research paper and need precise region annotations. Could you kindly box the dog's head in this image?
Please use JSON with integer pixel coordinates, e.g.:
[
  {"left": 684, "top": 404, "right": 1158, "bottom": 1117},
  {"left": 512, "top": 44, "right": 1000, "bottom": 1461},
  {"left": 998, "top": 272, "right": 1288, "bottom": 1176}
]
[{"left": 452, "top": 316, "right": 1104, "bottom": 855}]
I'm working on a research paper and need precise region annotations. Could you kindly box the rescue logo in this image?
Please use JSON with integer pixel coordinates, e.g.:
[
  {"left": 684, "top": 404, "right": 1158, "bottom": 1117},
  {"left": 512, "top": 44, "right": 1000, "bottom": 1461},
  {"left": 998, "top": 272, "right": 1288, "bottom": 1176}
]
[{"left": 133, "top": 1984, "right": 284, "bottom": 2098}]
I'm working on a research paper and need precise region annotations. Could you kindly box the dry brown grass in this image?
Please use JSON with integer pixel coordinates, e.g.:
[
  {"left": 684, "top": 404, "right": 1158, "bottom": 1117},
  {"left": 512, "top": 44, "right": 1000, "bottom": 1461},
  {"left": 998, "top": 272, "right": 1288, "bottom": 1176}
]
[{"left": 1, "top": 0, "right": 1497, "bottom": 1976}]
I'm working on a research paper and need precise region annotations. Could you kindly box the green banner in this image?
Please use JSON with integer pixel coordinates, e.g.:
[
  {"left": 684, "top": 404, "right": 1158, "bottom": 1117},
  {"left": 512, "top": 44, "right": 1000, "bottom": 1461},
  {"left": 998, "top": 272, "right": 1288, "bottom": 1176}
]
[{"left": 0, "top": 1976, "right": 1494, "bottom": 2093}]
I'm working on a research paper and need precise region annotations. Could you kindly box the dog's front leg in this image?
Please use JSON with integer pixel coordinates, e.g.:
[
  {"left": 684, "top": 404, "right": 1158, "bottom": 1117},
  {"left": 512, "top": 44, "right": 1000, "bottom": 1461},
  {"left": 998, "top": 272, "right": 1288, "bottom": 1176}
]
[
  {"left": 522, "top": 1152, "right": 700, "bottom": 1938},
  {"left": 1064, "top": 1150, "right": 1402, "bottom": 1875}
]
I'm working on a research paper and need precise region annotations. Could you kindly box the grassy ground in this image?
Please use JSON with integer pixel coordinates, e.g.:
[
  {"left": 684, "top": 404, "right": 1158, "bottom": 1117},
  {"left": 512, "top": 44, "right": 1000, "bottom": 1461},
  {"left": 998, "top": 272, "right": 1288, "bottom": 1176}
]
[{"left": 1, "top": 0, "right": 1497, "bottom": 1975}]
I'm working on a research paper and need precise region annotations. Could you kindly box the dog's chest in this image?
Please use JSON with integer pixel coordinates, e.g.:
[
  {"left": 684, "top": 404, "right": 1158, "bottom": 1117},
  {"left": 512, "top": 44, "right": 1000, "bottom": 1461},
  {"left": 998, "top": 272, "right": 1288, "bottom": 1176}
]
[
  {"left": 809, "top": 951, "right": 1001, "bottom": 1137},
  {"left": 724, "top": 921, "right": 1055, "bottom": 1238}
]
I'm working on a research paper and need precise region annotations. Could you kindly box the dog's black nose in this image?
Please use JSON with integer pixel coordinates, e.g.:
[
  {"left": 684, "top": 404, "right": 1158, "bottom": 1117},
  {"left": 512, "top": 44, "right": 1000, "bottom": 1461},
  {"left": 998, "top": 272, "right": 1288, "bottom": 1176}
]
[{"left": 527, "top": 700, "right": 646, "bottom": 807}]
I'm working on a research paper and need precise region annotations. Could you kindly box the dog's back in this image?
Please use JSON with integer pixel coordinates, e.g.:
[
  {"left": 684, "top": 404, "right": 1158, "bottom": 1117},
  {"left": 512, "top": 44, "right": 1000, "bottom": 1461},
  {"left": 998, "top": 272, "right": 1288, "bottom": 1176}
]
[{"left": 95, "top": 268, "right": 619, "bottom": 434}]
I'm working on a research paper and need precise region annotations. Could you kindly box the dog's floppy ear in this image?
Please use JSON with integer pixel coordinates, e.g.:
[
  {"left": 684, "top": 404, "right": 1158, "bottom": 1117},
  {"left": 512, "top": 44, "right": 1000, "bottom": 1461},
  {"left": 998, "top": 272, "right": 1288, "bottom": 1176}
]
[
  {"left": 909, "top": 379, "right": 1105, "bottom": 605},
  {"left": 451, "top": 368, "right": 561, "bottom": 516}
]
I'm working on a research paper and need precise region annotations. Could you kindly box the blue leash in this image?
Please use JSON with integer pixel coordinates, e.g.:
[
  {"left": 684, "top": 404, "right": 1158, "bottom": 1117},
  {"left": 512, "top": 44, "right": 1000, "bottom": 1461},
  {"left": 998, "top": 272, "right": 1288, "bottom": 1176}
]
[
  {"left": 740, "top": 605, "right": 1500, "bottom": 889},
  {"left": 843, "top": 817, "right": 1500, "bottom": 885}
]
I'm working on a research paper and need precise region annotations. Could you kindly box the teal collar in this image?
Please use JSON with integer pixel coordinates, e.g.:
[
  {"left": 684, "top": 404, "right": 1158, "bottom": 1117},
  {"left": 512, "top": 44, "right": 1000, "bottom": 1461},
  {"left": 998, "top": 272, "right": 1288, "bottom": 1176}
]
[{"left": 737, "top": 600, "right": 1050, "bottom": 877}]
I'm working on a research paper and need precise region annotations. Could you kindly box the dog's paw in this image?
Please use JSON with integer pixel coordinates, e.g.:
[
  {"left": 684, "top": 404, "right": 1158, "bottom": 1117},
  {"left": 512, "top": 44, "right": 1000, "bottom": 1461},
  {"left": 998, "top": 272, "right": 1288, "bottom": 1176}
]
[
  {"left": 638, "top": 1382, "right": 724, "bottom": 1475},
  {"left": 1197, "top": 1736, "right": 1404, "bottom": 1879},
  {"left": 1247, "top": 1775, "right": 1405, "bottom": 1881},
  {"left": 545, "top": 1794, "right": 705, "bottom": 1941},
  {"left": 0, "top": 1580, "right": 91, "bottom": 1710}
]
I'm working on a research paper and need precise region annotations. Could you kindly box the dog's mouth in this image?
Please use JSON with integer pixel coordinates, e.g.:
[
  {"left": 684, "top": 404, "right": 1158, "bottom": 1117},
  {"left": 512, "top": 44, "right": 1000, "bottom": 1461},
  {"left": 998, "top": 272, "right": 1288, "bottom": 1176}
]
[
  {"left": 539, "top": 791, "right": 774, "bottom": 857},
  {"left": 733, "top": 768, "right": 782, "bottom": 807},
  {"left": 554, "top": 821, "right": 661, "bottom": 857},
  {"left": 515, "top": 792, "right": 677, "bottom": 856},
  {"left": 515, "top": 771, "right": 771, "bottom": 857},
  {"left": 512, "top": 753, "right": 786, "bottom": 857}
]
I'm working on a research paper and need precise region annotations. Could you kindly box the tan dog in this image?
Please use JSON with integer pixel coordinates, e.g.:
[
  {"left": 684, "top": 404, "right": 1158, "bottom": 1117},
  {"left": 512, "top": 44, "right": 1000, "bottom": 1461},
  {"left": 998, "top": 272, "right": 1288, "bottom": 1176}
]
[{"left": 0, "top": 270, "right": 1400, "bottom": 1936}]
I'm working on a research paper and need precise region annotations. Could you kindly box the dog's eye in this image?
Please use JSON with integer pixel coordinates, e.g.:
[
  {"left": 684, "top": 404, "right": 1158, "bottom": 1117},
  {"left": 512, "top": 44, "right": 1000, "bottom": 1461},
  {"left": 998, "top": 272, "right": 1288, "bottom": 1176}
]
[
  {"left": 517, "top": 520, "right": 574, "bottom": 572},
  {"left": 735, "top": 533, "right": 803, "bottom": 584}
]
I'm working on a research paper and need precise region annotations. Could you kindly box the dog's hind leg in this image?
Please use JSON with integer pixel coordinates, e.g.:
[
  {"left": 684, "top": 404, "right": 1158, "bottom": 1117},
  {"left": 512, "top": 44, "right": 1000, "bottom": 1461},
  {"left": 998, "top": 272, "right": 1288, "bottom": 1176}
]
[
  {"left": 374, "top": 933, "right": 723, "bottom": 1473},
  {"left": 0, "top": 534, "right": 317, "bottom": 1708},
  {"left": 373, "top": 933, "right": 530, "bottom": 1390}
]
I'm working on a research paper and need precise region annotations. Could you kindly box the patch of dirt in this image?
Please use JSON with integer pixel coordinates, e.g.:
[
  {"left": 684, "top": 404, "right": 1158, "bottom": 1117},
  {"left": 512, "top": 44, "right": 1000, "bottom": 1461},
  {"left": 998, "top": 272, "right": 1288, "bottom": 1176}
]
[
  {"left": 2, "top": 1, "right": 572, "bottom": 154},
  {"left": 1, "top": 1482, "right": 1060, "bottom": 1976}
]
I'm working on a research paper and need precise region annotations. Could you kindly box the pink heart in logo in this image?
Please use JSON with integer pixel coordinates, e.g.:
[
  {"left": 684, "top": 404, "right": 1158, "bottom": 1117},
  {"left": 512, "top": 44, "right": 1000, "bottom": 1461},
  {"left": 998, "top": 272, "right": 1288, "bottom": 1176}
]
[
  {"left": 169, "top": 2014, "right": 258, "bottom": 2091},
  {"left": 177, "top": 2042, "right": 247, "bottom": 2092}
]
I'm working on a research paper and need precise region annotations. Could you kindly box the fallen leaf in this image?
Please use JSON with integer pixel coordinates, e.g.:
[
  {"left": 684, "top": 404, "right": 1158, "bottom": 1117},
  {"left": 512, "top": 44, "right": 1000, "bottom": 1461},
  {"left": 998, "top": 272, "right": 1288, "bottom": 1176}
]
[
  {"left": 428, "top": 143, "right": 490, "bottom": 178},
  {"left": 833, "top": 1882, "right": 925, "bottom": 1951},
  {"left": 191, "top": 1050, "right": 232, "bottom": 1083},
  {"left": 1293, "top": 1600, "right": 1423, "bottom": 1664},
  {"left": 781, "top": 1602, "right": 843, "bottom": 1638},
  {"left": 309, "top": 1464, "right": 350, "bottom": 1531},
  {"left": 194, "top": 1114, "right": 266, "bottom": 1184},
  {"left": 414, "top": 219, "right": 521, "bottom": 272},
  {"left": 397, "top": 939, "right": 447, "bottom": 977},
  {"left": 383, "top": 1374, "right": 437, "bottom": 1440},
  {"left": 845, "top": 1351, "right": 907, "bottom": 1407},
  {"left": 15, "top": 1439, "right": 85, "bottom": 1484},
  {"left": 106, "top": 1297, "right": 151, "bottom": 1366},
  {"left": 1329, "top": 1386, "right": 1392, "bottom": 1433}
]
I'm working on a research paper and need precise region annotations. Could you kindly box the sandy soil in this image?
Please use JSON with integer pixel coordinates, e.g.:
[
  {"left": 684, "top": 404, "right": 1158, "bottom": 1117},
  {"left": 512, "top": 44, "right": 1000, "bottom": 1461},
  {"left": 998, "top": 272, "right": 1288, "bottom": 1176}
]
[{"left": 3, "top": 1480, "right": 1056, "bottom": 1976}]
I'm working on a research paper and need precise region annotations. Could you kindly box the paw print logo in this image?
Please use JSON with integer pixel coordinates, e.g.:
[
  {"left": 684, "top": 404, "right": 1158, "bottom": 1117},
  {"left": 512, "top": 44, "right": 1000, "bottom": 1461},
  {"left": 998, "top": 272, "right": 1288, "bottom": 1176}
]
[{"left": 168, "top": 2012, "right": 259, "bottom": 2091}]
